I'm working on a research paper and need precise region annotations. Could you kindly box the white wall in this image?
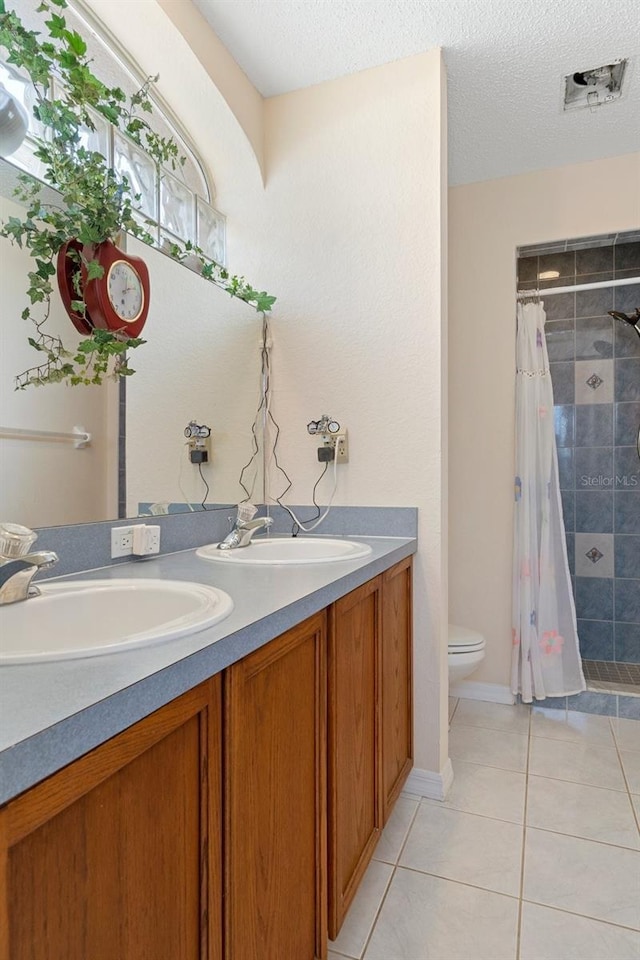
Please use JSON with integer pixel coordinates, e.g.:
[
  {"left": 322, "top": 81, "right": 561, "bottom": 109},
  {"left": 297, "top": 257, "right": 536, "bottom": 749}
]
[
  {"left": 0, "top": 196, "right": 115, "bottom": 528},
  {"left": 449, "top": 152, "right": 640, "bottom": 687}
]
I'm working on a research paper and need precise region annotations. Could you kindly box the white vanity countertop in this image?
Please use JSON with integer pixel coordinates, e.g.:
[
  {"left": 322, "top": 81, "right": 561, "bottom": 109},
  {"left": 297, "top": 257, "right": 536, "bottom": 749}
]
[{"left": 0, "top": 535, "right": 416, "bottom": 804}]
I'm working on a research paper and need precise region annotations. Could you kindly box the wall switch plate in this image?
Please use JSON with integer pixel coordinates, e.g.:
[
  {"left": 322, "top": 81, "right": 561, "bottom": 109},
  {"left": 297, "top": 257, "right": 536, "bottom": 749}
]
[
  {"left": 111, "top": 525, "right": 135, "bottom": 558},
  {"left": 132, "top": 524, "right": 161, "bottom": 556}
]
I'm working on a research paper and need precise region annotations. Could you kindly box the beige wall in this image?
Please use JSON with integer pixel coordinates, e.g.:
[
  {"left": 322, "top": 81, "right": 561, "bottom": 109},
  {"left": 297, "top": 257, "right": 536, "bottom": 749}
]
[{"left": 448, "top": 152, "right": 640, "bottom": 688}]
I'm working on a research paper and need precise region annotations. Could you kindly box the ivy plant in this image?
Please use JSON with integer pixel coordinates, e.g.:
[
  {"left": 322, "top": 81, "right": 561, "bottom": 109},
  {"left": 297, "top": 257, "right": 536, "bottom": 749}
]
[{"left": 0, "top": 0, "right": 276, "bottom": 388}]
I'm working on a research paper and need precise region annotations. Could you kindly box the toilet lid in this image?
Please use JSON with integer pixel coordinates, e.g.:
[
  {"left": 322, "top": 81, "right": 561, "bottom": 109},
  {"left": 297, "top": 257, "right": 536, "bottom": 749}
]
[{"left": 448, "top": 624, "right": 486, "bottom": 651}]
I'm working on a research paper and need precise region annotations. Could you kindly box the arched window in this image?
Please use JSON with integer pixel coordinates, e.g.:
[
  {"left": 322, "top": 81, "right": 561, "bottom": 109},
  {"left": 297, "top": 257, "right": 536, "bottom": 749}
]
[{"left": 0, "top": 0, "right": 226, "bottom": 264}]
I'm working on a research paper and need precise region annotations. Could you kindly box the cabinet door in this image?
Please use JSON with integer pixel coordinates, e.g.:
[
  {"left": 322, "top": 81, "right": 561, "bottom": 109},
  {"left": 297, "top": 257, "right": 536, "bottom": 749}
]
[
  {"left": 327, "top": 576, "right": 382, "bottom": 939},
  {"left": 224, "top": 612, "right": 327, "bottom": 960},
  {"left": 0, "top": 678, "right": 222, "bottom": 960},
  {"left": 381, "top": 557, "right": 413, "bottom": 820}
]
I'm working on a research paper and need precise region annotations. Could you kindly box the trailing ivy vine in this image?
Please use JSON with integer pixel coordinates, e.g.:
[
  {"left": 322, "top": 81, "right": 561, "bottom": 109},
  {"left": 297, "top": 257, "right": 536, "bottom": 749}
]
[{"left": 0, "top": 0, "right": 276, "bottom": 388}]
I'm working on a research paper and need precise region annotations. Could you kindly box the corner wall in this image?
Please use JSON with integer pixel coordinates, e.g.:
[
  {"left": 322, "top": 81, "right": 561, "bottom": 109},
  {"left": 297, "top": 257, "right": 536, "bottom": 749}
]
[
  {"left": 253, "top": 50, "right": 449, "bottom": 775},
  {"left": 448, "top": 152, "right": 640, "bottom": 688}
]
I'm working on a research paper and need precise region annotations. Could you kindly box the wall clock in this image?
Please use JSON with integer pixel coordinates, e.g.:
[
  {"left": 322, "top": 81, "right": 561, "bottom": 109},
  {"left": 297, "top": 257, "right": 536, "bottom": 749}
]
[{"left": 83, "top": 240, "right": 150, "bottom": 338}]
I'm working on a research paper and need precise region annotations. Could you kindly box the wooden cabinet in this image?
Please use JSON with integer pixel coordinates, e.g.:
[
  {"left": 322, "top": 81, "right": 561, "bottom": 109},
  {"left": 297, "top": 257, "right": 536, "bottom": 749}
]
[
  {"left": 0, "top": 556, "right": 412, "bottom": 959},
  {"left": 327, "top": 558, "right": 413, "bottom": 938},
  {"left": 380, "top": 557, "right": 413, "bottom": 820},
  {"left": 0, "top": 678, "right": 222, "bottom": 960},
  {"left": 327, "top": 576, "right": 381, "bottom": 938},
  {"left": 224, "top": 612, "right": 327, "bottom": 960}
]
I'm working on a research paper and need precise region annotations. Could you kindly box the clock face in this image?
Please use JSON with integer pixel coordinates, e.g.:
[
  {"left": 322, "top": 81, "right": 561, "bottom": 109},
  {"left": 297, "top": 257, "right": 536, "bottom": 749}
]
[{"left": 107, "top": 260, "right": 144, "bottom": 323}]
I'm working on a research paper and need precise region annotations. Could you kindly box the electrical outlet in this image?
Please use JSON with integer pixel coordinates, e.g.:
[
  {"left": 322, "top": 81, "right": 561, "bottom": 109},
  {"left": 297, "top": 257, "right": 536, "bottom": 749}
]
[
  {"left": 111, "top": 525, "right": 134, "bottom": 558},
  {"left": 334, "top": 431, "right": 349, "bottom": 463},
  {"left": 188, "top": 438, "right": 210, "bottom": 462},
  {"left": 132, "top": 523, "right": 161, "bottom": 556}
]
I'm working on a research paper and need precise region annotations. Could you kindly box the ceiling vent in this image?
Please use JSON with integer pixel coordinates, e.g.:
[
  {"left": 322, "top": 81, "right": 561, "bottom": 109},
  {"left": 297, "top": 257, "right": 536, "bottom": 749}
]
[{"left": 563, "top": 60, "right": 627, "bottom": 112}]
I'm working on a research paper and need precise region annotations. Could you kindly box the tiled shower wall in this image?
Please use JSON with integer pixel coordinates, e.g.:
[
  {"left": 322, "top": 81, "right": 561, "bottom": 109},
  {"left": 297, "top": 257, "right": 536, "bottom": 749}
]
[{"left": 517, "top": 237, "right": 640, "bottom": 664}]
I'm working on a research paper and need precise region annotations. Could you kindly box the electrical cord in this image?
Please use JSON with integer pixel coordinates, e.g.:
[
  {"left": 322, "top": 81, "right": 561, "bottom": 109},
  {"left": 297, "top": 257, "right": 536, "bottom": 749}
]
[
  {"left": 238, "top": 314, "right": 294, "bottom": 506},
  {"left": 237, "top": 312, "right": 339, "bottom": 534},
  {"left": 198, "top": 462, "right": 209, "bottom": 510},
  {"left": 177, "top": 441, "right": 195, "bottom": 512},
  {"left": 276, "top": 444, "right": 339, "bottom": 534},
  {"left": 291, "top": 462, "right": 329, "bottom": 535}
]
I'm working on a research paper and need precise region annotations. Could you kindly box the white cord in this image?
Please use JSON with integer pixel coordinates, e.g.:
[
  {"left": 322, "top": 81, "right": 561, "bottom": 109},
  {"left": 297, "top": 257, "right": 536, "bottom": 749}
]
[
  {"left": 279, "top": 446, "right": 339, "bottom": 532},
  {"left": 177, "top": 440, "right": 195, "bottom": 512}
]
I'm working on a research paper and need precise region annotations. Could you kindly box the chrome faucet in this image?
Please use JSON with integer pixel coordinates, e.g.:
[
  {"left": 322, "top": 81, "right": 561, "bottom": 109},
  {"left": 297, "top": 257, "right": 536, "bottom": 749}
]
[
  {"left": 0, "top": 522, "right": 58, "bottom": 604},
  {"left": 217, "top": 516, "right": 274, "bottom": 550},
  {"left": 0, "top": 552, "right": 58, "bottom": 604}
]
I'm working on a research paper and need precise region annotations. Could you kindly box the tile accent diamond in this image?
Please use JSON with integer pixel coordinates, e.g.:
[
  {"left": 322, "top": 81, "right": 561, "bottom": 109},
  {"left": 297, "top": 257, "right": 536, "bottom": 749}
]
[
  {"left": 585, "top": 547, "right": 603, "bottom": 564},
  {"left": 575, "top": 360, "right": 614, "bottom": 405}
]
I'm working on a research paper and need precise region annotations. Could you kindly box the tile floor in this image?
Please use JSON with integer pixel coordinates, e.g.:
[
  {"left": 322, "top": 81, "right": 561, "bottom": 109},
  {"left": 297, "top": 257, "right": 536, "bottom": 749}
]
[{"left": 328, "top": 698, "right": 640, "bottom": 960}]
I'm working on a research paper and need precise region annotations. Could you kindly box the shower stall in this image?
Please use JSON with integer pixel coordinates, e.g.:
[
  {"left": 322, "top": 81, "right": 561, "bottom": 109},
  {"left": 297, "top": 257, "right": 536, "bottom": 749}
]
[{"left": 517, "top": 230, "right": 640, "bottom": 706}]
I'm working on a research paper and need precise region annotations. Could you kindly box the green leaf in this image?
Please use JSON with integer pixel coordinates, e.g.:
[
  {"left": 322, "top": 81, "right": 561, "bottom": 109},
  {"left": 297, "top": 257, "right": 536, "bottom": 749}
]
[
  {"left": 45, "top": 13, "right": 66, "bottom": 37},
  {"left": 84, "top": 259, "right": 104, "bottom": 280},
  {"left": 64, "top": 30, "right": 86, "bottom": 55}
]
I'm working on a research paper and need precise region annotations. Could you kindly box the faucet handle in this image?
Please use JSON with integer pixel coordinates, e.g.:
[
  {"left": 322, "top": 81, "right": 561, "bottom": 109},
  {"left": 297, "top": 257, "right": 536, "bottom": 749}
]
[{"left": 0, "top": 522, "right": 38, "bottom": 559}]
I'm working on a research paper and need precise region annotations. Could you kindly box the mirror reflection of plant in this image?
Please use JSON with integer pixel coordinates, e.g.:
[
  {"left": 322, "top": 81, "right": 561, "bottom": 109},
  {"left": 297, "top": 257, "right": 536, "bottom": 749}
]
[{"left": 0, "top": 0, "right": 276, "bottom": 389}]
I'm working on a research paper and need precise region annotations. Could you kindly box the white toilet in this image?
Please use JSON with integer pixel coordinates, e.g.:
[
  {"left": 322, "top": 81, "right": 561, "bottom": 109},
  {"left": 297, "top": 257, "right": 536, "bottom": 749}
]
[{"left": 448, "top": 624, "right": 486, "bottom": 684}]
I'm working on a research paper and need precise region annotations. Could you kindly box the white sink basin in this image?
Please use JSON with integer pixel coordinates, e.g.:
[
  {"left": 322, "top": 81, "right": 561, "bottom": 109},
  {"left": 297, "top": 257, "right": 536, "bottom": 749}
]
[
  {"left": 196, "top": 537, "right": 373, "bottom": 565},
  {"left": 0, "top": 578, "right": 234, "bottom": 664}
]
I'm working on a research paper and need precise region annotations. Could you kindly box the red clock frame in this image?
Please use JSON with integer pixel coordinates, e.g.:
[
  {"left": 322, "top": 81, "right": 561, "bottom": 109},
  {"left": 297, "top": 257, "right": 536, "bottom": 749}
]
[
  {"left": 56, "top": 239, "right": 94, "bottom": 335},
  {"left": 83, "top": 240, "right": 150, "bottom": 338}
]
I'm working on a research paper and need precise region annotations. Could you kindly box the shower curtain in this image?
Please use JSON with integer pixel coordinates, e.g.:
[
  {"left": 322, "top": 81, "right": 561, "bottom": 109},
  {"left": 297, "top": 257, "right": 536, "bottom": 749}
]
[{"left": 511, "top": 300, "right": 586, "bottom": 702}]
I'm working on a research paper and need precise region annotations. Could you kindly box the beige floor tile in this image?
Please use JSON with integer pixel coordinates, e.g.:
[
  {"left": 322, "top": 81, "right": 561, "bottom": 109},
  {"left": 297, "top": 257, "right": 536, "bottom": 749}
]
[
  {"left": 527, "top": 775, "right": 640, "bottom": 848},
  {"left": 373, "top": 796, "right": 419, "bottom": 864},
  {"left": 531, "top": 707, "right": 614, "bottom": 745},
  {"left": 621, "top": 750, "right": 640, "bottom": 794},
  {"left": 612, "top": 718, "right": 640, "bottom": 753},
  {"left": 524, "top": 827, "right": 640, "bottom": 929},
  {"left": 520, "top": 901, "right": 640, "bottom": 960},
  {"left": 448, "top": 696, "right": 458, "bottom": 721},
  {"left": 529, "top": 735, "right": 626, "bottom": 790},
  {"left": 448, "top": 724, "right": 528, "bottom": 772},
  {"left": 426, "top": 759, "right": 526, "bottom": 823},
  {"left": 399, "top": 803, "right": 523, "bottom": 896},
  {"left": 329, "top": 859, "right": 393, "bottom": 960},
  {"left": 363, "top": 868, "right": 519, "bottom": 960},
  {"left": 329, "top": 952, "right": 356, "bottom": 960},
  {"left": 633, "top": 795, "right": 640, "bottom": 819},
  {"left": 452, "top": 699, "right": 530, "bottom": 735}
]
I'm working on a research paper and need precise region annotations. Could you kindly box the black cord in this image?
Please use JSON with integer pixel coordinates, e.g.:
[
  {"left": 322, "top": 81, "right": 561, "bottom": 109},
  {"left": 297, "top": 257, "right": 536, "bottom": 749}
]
[
  {"left": 238, "top": 313, "right": 295, "bottom": 509},
  {"left": 198, "top": 462, "right": 210, "bottom": 510},
  {"left": 289, "top": 462, "right": 328, "bottom": 535}
]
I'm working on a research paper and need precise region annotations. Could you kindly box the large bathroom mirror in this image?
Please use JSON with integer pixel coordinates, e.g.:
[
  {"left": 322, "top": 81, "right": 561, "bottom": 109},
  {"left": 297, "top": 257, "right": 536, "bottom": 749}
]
[{"left": 0, "top": 161, "right": 264, "bottom": 529}]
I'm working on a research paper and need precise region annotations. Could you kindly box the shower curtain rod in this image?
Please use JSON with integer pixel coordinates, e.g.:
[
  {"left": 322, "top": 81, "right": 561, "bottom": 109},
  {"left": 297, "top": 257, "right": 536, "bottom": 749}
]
[{"left": 517, "top": 275, "right": 640, "bottom": 298}]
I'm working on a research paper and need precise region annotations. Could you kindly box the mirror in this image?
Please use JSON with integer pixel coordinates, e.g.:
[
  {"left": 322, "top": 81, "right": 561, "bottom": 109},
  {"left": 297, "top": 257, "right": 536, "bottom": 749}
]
[{"left": 0, "top": 161, "right": 264, "bottom": 528}]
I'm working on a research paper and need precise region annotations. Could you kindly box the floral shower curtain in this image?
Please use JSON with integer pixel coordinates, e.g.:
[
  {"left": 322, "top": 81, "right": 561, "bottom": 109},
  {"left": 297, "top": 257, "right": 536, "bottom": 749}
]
[{"left": 511, "top": 300, "right": 586, "bottom": 702}]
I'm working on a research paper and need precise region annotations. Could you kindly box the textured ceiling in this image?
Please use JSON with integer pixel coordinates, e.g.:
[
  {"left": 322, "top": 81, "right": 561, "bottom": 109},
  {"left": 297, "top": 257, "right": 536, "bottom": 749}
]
[{"left": 192, "top": 0, "right": 640, "bottom": 185}]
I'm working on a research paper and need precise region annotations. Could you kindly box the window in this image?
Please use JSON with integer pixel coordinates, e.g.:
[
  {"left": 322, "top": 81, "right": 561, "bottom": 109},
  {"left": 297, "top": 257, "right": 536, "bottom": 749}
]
[{"left": 0, "top": 1, "right": 226, "bottom": 264}]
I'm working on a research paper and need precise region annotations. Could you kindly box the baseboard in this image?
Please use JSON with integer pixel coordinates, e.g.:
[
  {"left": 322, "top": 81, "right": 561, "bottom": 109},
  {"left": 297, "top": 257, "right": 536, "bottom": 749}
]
[
  {"left": 405, "top": 758, "right": 454, "bottom": 801},
  {"left": 449, "top": 680, "right": 515, "bottom": 705}
]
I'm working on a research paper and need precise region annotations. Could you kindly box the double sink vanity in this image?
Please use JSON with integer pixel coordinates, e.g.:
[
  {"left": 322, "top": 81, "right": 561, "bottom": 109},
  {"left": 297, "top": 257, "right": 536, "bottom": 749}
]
[{"left": 0, "top": 525, "right": 416, "bottom": 960}]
